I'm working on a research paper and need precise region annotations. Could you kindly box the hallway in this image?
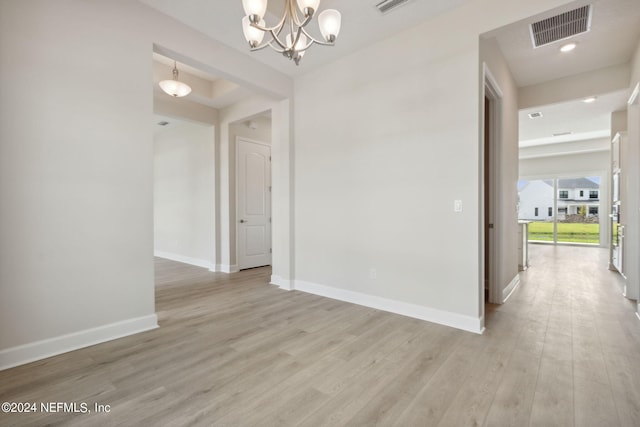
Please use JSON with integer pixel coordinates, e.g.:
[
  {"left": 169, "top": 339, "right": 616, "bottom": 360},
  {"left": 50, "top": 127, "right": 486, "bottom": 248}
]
[{"left": 484, "top": 244, "right": 639, "bottom": 426}]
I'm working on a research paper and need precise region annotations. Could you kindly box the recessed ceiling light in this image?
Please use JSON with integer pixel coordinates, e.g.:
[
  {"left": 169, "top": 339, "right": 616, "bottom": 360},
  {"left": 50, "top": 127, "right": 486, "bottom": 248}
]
[
  {"left": 582, "top": 96, "right": 597, "bottom": 103},
  {"left": 157, "top": 121, "right": 170, "bottom": 126},
  {"left": 553, "top": 132, "right": 572, "bottom": 136},
  {"left": 560, "top": 43, "right": 577, "bottom": 52},
  {"left": 528, "top": 112, "right": 543, "bottom": 119}
]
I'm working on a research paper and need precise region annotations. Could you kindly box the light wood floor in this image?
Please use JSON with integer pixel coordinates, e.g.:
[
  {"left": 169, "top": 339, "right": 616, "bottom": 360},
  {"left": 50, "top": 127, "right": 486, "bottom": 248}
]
[{"left": 1, "top": 245, "right": 640, "bottom": 426}]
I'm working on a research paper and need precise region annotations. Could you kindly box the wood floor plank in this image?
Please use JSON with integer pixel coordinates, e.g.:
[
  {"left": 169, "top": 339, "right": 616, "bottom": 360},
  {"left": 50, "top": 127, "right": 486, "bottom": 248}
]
[
  {"left": 529, "top": 358, "right": 574, "bottom": 427},
  {"left": 573, "top": 374, "right": 620, "bottom": 427},
  {"left": 482, "top": 349, "right": 540, "bottom": 427}
]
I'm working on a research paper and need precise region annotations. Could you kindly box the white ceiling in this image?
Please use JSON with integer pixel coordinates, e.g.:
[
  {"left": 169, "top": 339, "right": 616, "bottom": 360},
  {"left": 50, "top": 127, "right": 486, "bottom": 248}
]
[
  {"left": 140, "top": 0, "right": 468, "bottom": 77},
  {"left": 490, "top": 0, "right": 640, "bottom": 87},
  {"left": 484, "top": 0, "right": 640, "bottom": 150},
  {"left": 144, "top": 0, "right": 640, "bottom": 150},
  {"left": 519, "top": 90, "right": 628, "bottom": 145},
  {"left": 153, "top": 52, "right": 219, "bottom": 82}
]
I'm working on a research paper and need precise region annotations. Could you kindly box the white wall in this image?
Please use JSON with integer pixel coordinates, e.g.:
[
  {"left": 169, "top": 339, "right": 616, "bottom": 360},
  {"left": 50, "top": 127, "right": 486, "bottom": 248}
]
[
  {"left": 520, "top": 138, "right": 609, "bottom": 159},
  {"left": 0, "top": 0, "right": 293, "bottom": 370},
  {"left": 520, "top": 151, "right": 610, "bottom": 177},
  {"left": 154, "top": 96, "right": 218, "bottom": 126},
  {"left": 0, "top": 0, "right": 158, "bottom": 368},
  {"left": 229, "top": 117, "right": 272, "bottom": 146},
  {"left": 623, "top": 36, "right": 640, "bottom": 301},
  {"left": 293, "top": 0, "right": 573, "bottom": 332},
  {"left": 519, "top": 64, "right": 631, "bottom": 110},
  {"left": 153, "top": 118, "right": 215, "bottom": 268}
]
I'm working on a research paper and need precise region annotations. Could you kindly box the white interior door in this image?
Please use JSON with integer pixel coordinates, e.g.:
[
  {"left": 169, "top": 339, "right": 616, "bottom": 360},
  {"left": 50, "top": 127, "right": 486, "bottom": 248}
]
[{"left": 237, "top": 138, "right": 271, "bottom": 270}]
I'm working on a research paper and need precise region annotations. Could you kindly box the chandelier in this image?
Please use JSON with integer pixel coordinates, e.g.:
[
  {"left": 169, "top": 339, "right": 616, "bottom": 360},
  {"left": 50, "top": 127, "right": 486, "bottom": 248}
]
[{"left": 241, "top": 0, "right": 342, "bottom": 65}]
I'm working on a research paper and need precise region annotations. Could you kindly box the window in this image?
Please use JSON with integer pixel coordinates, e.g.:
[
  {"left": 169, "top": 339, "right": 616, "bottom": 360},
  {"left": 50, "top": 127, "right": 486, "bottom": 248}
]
[
  {"left": 580, "top": 190, "right": 584, "bottom": 197},
  {"left": 589, "top": 190, "right": 598, "bottom": 199},
  {"left": 558, "top": 207, "right": 567, "bottom": 214},
  {"left": 559, "top": 190, "right": 568, "bottom": 199},
  {"left": 548, "top": 207, "right": 552, "bottom": 216},
  {"left": 535, "top": 207, "right": 539, "bottom": 217},
  {"left": 589, "top": 206, "right": 598, "bottom": 215}
]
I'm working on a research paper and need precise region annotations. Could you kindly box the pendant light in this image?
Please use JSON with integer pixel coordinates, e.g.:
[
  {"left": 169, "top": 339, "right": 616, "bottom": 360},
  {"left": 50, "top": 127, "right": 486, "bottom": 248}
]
[{"left": 159, "top": 61, "right": 192, "bottom": 97}]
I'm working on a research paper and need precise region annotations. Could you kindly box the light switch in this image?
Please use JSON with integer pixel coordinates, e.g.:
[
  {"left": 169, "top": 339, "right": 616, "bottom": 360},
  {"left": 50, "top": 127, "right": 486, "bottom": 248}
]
[{"left": 454, "top": 200, "right": 463, "bottom": 213}]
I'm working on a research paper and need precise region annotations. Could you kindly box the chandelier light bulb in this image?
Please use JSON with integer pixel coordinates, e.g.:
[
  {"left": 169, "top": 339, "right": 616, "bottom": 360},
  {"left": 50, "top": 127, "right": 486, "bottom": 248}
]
[
  {"left": 318, "top": 9, "right": 341, "bottom": 43},
  {"left": 242, "top": 0, "right": 267, "bottom": 22},
  {"left": 297, "top": 0, "right": 320, "bottom": 17},
  {"left": 242, "top": 16, "right": 266, "bottom": 47}
]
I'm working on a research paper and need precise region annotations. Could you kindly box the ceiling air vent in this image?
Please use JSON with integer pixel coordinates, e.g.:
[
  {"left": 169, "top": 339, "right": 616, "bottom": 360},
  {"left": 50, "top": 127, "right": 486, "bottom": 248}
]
[
  {"left": 530, "top": 5, "right": 591, "bottom": 48},
  {"left": 376, "top": 0, "right": 412, "bottom": 14},
  {"left": 528, "top": 112, "right": 543, "bottom": 119}
]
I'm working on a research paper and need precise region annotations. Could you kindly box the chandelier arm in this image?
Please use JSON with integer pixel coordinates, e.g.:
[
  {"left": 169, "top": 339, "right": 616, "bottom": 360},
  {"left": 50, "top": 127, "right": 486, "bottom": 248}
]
[
  {"left": 250, "top": 41, "right": 286, "bottom": 54},
  {"left": 287, "top": 0, "right": 312, "bottom": 28},
  {"left": 299, "top": 27, "right": 335, "bottom": 47},
  {"left": 291, "top": 26, "right": 304, "bottom": 52},
  {"left": 289, "top": 4, "right": 296, "bottom": 42},
  {"left": 249, "top": 17, "right": 285, "bottom": 34},
  {"left": 267, "top": 40, "right": 286, "bottom": 53},
  {"left": 297, "top": 13, "right": 313, "bottom": 28},
  {"left": 273, "top": 18, "right": 285, "bottom": 38},
  {"left": 267, "top": 28, "right": 289, "bottom": 51},
  {"left": 249, "top": 42, "right": 272, "bottom": 52}
]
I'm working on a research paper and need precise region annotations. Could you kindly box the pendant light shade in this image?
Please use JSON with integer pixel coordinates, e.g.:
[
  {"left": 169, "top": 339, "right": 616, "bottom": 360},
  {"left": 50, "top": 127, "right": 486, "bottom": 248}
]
[
  {"left": 297, "top": 0, "right": 320, "bottom": 16},
  {"left": 318, "top": 9, "right": 341, "bottom": 42},
  {"left": 242, "top": 16, "right": 266, "bottom": 48},
  {"left": 159, "top": 61, "right": 192, "bottom": 98},
  {"left": 242, "top": 0, "right": 267, "bottom": 21}
]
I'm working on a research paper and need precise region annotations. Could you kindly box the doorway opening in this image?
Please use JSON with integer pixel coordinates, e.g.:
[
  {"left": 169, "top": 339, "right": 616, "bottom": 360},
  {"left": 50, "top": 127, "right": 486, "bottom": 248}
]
[
  {"left": 482, "top": 66, "right": 503, "bottom": 308},
  {"left": 152, "top": 115, "right": 216, "bottom": 270}
]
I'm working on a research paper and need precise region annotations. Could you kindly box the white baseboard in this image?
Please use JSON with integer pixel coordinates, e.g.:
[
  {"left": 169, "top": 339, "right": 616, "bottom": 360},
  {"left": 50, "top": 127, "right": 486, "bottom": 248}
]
[
  {"left": 502, "top": 274, "right": 521, "bottom": 303},
  {"left": 271, "top": 275, "right": 293, "bottom": 290},
  {"left": 219, "top": 264, "right": 239, "bottom": 274},
  {"left": 294, "top": 280, "right": 483, "bottom": 334},
  {"left": 154, "top": 250, "right": 214, "bottom": 270},
  {"left": 0, "top": 314, "right": 158, "bottom": 371}
]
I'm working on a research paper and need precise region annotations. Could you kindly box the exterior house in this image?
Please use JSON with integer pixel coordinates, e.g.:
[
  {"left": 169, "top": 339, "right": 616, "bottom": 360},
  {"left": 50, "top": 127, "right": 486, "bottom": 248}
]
[{"left": 518, "top": 178, "right": 600, "bottom": 221}]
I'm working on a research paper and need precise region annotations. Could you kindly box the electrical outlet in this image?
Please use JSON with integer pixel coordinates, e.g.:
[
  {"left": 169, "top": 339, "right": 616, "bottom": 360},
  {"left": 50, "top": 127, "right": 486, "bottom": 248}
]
[
  {"left": 369, "top": 268, "right": 377, "bottom": 279},
  {"left": 454, "top": 200, "right": 463, "bottom": 212}
]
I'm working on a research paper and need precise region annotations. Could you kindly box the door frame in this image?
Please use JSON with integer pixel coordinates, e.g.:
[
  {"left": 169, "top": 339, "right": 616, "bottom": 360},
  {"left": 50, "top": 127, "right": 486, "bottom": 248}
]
[
  {"left": 481, "top": 64, "right": 503, "bottom": 314},
  {"left": 235, "top": 136, "right": 272, "bottom": 270}
]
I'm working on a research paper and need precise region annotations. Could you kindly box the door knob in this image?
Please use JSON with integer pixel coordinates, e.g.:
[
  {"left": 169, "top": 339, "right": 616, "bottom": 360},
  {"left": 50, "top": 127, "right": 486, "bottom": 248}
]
[{"left": 240, "top": 219, "right": 247, "bottom": 223}]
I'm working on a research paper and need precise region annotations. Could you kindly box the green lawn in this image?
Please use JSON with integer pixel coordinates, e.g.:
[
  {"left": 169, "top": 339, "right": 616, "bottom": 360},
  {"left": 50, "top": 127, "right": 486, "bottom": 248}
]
[{"left": 528, "top": 222, "right": 599, "bottom": 244}]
